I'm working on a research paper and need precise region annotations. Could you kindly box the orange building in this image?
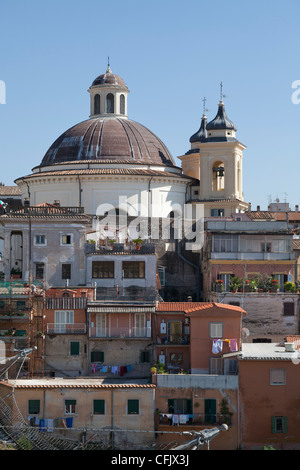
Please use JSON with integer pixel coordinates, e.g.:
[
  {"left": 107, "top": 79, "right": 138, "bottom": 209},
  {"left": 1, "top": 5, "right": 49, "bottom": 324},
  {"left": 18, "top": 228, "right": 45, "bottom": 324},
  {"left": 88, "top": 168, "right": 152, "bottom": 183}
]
[{"left": 239, "top": 340, "right": 300, "bottom": 449}]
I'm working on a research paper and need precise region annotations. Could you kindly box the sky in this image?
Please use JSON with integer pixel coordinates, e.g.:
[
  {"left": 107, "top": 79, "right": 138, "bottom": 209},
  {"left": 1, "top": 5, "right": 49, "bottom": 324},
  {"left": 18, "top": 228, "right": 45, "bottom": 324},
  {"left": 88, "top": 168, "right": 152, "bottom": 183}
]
[{"left": 0, "top": 0, "right": 300, "bottom": 211}]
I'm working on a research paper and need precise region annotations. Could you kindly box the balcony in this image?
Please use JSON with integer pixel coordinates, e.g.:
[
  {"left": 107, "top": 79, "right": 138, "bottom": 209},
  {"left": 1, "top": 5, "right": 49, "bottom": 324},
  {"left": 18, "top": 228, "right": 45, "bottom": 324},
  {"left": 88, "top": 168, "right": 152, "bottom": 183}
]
[
  {"left": 89, "top": 326, "right": 151, "bottom": 339},
  {"left": 47, "top": 323, "right": 87, "bottom": 334},
  {"left": 159, "top": 412, "right": 232, "bottom": 427},
  {"left": 157, "top": 334, "right": 190, "bottom": 345},
  {"left": 45, "top": 298, "right": 87, "bottom": 310}
]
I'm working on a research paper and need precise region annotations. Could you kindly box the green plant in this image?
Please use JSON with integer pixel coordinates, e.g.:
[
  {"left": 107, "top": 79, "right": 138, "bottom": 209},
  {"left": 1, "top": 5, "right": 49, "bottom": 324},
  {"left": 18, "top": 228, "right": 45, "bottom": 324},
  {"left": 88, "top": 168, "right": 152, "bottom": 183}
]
[
  {"left": 229, "top": 276, "right": 242, "bottom": 292},
  {"left": 254, "top": 274, "right": 272, "bottom": 292},
  {"left": 132, "top": 238, "right": 143, "bottom": 244},
  {"left": 284, "top": 281, "right": 296, "bottom": 292}
]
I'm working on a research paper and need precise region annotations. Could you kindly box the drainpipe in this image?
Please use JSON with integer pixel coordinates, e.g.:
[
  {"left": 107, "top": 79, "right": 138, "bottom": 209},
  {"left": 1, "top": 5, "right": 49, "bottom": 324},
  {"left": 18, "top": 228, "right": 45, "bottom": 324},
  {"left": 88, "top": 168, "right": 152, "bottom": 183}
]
[
  {"left": 77, "top": 176, "right": 82, "bottom": 207},
  {"left": 111, "top": 389, "right": 114, "bottom": 448}
]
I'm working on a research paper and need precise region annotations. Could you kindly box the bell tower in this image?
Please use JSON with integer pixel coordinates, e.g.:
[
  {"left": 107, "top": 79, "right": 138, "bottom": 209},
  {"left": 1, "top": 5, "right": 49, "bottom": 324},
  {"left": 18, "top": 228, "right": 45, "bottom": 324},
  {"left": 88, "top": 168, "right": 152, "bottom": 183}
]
[{"left": 178, "top": 93, "right": 249, "bottom": 217}]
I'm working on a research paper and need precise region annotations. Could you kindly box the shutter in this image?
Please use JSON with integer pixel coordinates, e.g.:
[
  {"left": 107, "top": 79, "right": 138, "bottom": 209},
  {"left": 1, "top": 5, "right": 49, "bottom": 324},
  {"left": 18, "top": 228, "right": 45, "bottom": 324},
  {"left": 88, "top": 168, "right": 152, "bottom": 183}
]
[
  {"left": 284, "top": 303, "right": 294, "bottom": 316},
  {"left": 28, "top": 400, "right": 40, "bottom": 414},
  {"left": 94, "top": 400, "right": 105, "bottom": 414},
  {"left": 65, "top": 400, "right": 76, "bottom": 406},
  {"left": 70, "top": 342, "right": 80, "bottom": 355},
  {"left": 271, "top": 416, "right": 277, "bottom": 433},
  {"left": 128, "top": 399, "right": 139, "bottom": 414},
  {"left": 91, "top": 351, "right": 104, "bottom": 362},
  {"left": 186, "top": 399, "right": 192, "bottom": 414},
  {"left": 282, "top": 416, "right": 288, "bottom": 433}
]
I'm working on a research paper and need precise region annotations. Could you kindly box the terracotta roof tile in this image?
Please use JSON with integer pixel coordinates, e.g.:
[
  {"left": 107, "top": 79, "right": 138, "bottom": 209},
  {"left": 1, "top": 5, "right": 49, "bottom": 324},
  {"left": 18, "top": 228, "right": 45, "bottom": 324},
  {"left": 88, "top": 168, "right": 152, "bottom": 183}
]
[{"left": 157, "top": 301, "right": 246, "bottom": 314}]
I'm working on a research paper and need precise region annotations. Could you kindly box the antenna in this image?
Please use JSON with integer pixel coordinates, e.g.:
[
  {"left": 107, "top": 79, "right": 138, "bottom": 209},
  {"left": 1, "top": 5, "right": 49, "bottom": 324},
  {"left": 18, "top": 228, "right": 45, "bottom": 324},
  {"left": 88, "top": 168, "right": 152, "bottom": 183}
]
[{"left": 220, "top": 81, "right": 227, "bottom": 101}]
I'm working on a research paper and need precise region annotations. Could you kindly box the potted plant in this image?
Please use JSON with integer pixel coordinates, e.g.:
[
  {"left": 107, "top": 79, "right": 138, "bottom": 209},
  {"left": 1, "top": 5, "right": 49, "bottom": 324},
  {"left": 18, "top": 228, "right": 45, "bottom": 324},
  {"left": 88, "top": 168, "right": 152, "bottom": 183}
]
[
  {"left": 229, "top": 276, "right": 242, "bottom": 293},
  {"left": 10, "top": 267, "right": 21, "bottom": 279},
  {"left": 215, "top": 279, "right": 224, "bottom": 292},
  {"left": 132, "top": 238, "right": 143, "bottom": 250},
  {"left": 284, "top": 281, "right": 296, "bottom": 293},
  {"left": 254, "top": 274, "right": 272, "bottom": 292},
  {"left": 271, "top": 278, "right": 280, "bottom": 292}
]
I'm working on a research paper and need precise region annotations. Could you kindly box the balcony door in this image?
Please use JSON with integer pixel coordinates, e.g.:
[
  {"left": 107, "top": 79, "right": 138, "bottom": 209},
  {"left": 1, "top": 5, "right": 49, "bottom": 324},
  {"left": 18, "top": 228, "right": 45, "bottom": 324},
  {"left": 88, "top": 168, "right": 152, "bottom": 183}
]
[
  {"left": 54, "top": 310, "right": 74, "bottom": 333},
  {"left": 96, "top": 314, "right": 107, "bottom": 337}
]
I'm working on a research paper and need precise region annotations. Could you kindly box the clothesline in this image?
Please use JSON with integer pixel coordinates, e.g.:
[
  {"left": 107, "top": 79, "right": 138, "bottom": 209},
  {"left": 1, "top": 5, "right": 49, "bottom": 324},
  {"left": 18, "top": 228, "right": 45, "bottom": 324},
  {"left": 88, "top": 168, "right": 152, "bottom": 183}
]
[
  {"left": 91, "top": 363, "right": 132, "bottom": 376},
  {"left": 212, "top": 338, "right": 238, "bottom": 354}
]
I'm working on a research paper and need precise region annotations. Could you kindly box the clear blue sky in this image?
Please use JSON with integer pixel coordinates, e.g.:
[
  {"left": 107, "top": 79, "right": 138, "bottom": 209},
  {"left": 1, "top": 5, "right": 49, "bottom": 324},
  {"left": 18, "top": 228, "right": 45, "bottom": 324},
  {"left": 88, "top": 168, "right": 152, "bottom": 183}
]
[{"left": 0, "top": 0, "right": 300, "bottom": 210}]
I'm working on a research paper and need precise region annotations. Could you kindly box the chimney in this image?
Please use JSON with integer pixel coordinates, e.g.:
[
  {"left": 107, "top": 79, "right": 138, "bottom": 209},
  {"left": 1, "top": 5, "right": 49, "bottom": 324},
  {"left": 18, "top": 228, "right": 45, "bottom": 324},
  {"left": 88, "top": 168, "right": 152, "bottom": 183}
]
[
  {"left": 24, "top": 198, "right": 30, "bottom": 207},
  {"left": 257, "top": 205, "right": 260, "bottom": 211},
  {"left": 295, "top": 205, "right": 299, "bottom": 212},
  {"left": 53, "top": 200, "right": 60, "bottom": 207}
]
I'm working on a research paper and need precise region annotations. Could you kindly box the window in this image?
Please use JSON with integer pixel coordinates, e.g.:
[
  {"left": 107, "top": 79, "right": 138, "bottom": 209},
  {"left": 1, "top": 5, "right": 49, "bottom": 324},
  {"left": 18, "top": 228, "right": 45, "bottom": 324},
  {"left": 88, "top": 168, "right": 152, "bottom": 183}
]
[
  {"left": 94, "top": 94, "right": 100, "bottom": 114},
  {"left": 120, "top": 94, "right": 125, "bottom": 114},
  {"left": 92, "top": 261, "right": 114, "bottom": 278},
  {"left": 70, "top": 341, "right": 80, "bottom": 356},
  {"left": 122, "top": 261, "right": 145, "bottom": 278},
  {"left": 168, "top": 399, "right": 192, "bottom": 414},
  {"left": 28, "top": 400, "right": 40, "bottom": 415},
  {"left": 261, "top": 242, "right": 272, "bottom": 252},
  {"left": 168, "top": 320, "right": 182, "bottom": 344},
  {"left": 213, "top": 235, "right": 238, "bottom": 252},
  {"left": 62, "top": 263, "right": 71, "bottom": 280},
  {"left": 91, "top": 350, "right": 104, "bottom": 362},
  {"left": 210, "top": 357, "right": 223, "bottom": 374},
  {"left": 211, "top": 208, "right": 225, "bottom": 217},
  {"left": 209, "top": 322, "right": 223, "bottom": 338},
  {"left": 65, "top": 400, "right": 76, "bottom": 415},
  {"left": 35, "top": 262, "right": 44, "bottom": 280},
  {"left": 140, "top": 350, "right": 150, "bottom": 363},
  {"left": 96, "top": 314, "right": 107, "bottom": 337},
  {"left": 106, "top": 93, "right": 114, "bottom": 113},
  {"left": 283, "top": 302, "right": 295, "bottom": 316},
  {"left": 93, "top": 400, "right": 105, "bottom": 415},
  {"left": 34, "top": 235, "right": 46, "bottom": 245},
  {"left": 54, "top": 310, "right": 74, "bottom": 333},
  {"left": 61, "top": 234, "right": 72, "bottom": 245},
  {"left": 127, "top": 399, "right": 139, "bottom": 415},
  {"left": 270, "top": 368, "right": 286, "bottom": 385},
  {"left": 272, "top": 416, "right": 287, "bottom": 433},
  {"left": 170, "top": 353, "right": 183, "bottom": 364}
]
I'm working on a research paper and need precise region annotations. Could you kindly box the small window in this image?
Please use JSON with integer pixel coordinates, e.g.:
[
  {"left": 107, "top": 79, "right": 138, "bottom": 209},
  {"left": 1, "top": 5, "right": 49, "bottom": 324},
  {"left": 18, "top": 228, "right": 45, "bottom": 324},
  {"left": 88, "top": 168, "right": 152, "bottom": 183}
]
[
  {"left": 93, "top": 400, "right": 105, "bottom": 415},
  {"left": 94, "top": 94, "right": 100, "bottom": 114},
  {"left": 120, "top": 94, "right": 125, "bottom": 114},
  {"left": 35, "top": 263, "right": 44, "bottom": 280},
  {"left": 272, "top": 416, "right": 287, "bottom": 433},
  {"left": 270, "top": 368, "right": 286, "bottom": 385},
  {"left": 61, "top": 234, "right": 72, "bottom": 245},
  {"left": 65, "top": 400, "right": 76, "bottom": 415},
  {"left": 211, "top": 209, "right": 225, "bottom": 217},
  {"left": 283, "top": 303, "right": 294, "bottom": 316},
  {"left": 209, "top": 322, "right": 223, "bottom": 338},
  {"left": 261, "top": 242, "right": 272, "bottom": 252},
  {"left": 140, "top": 350, "right": 150, "bottom": 363},
  {"left": 62, "top": 264, "right": 71, "bottom": 280},
  {"left": 28, "top": 400, "right": 40, "bottom": 415},
  {"left": 128, "top": 399, "right": 139, "bottom": 415},
  {"left": 122, "top": 261, "right": 145, "bottom": 279},
  {"left": 91, "top": 351, "right": 104, "bottom": 362},
  {"left": 106, "top": 93, "right": 114, "bottom": 113},
  {"left": 70, "top": 342, "right": 80, "bottom": 356},
  {"left": 35, "top": 235, "right": 46, "bottom": 245}
]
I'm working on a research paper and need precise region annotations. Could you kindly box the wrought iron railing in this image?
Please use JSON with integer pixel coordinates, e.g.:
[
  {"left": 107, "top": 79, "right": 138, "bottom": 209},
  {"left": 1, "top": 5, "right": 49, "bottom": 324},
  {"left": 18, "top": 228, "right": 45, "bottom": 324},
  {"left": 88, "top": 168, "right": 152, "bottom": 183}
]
[{"left": 47, "top": 323, "right": 87, "bottom": 334}]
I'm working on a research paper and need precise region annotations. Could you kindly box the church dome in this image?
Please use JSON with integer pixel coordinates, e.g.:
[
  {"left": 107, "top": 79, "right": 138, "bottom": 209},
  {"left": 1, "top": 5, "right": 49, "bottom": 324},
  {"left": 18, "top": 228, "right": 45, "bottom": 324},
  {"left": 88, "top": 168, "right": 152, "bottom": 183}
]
[
  {"left": 91, "top": 71, "right": 127, "bottom": 88},
  {"left": 40, "top": 117, "right": 175, "bottom": 167}
]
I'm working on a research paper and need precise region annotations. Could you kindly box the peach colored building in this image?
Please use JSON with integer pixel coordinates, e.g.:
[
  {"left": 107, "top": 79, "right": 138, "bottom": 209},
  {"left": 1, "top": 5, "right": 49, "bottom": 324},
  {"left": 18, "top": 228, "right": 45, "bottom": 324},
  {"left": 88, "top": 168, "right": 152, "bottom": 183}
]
[
  {"left": 239, "top": 341, "right": 300, "bottom": 449},
  {"left": 154, "top": 302, "right": 246, "bottom": 450}
]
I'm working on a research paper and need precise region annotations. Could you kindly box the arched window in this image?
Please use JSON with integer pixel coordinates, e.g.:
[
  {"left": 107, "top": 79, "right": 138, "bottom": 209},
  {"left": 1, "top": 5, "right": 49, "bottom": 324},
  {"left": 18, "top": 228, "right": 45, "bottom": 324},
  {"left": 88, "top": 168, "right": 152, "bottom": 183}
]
[
  {"left": 120, "top": 94, "right": 125, "bottom": 115},
  {"left": 106, "top": 93, "right": 114, "bottom": 113},
  {"left": 212, "top": 161, "right": 225, "bottom": 191},
  {"left": 94, "top": 94, "right": 100, "bottom": 114}
]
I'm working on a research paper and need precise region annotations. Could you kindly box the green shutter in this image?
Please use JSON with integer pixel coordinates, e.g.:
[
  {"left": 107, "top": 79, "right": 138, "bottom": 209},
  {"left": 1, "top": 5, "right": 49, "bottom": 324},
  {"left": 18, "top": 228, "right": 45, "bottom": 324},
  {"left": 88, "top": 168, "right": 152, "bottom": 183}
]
[
  {"left": 128, "top": 399, "right": 139, "bottom": 414},
  {"left": 91, "top": 351, "right": 104, "bottom": 362},
  {"left": 28, "top": 400, "right": 40, "bottom": 414},
  {"left": 186, "top": 399, "right": 192, "bottom": 414},
  {"left": 282, "top": 416, "right": 288, "bottom": 433},
  {"left": 70, "top": 342, "right": 80, "bottom": 356},
  {"left": 94, "top": 400, "right": 105, "bottom": 414}
]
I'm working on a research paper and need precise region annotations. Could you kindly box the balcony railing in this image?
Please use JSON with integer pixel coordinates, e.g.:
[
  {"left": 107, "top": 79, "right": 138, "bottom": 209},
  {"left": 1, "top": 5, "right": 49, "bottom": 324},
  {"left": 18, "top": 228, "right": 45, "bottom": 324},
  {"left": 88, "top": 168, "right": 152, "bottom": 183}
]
[
  {"left": 157, "top": 334, "right": 190, "bottom": 345},
  {"left": 159, "top": 413, "right": 232, "bottom": 427},
  {"left": 47, "top": 323, "right": 87, "bottom": 334},
  {"left": 45, "top": 298, "right": 87, "bottom": 310},
  {"left": 89, "top": 326, "right": 151, "bottom": 338}
]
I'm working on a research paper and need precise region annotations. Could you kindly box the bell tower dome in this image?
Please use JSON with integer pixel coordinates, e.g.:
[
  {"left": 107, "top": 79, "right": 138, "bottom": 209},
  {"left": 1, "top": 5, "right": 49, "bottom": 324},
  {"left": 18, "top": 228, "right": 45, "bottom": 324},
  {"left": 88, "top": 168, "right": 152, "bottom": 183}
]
[{"left": 88, "top": 61, "right": 130, "bottom": 119}]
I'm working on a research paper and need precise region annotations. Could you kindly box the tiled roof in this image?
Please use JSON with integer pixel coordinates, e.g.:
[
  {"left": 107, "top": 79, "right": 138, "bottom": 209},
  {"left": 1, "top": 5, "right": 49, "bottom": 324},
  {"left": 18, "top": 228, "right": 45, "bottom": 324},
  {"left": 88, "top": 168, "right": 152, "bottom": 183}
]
[
  {"left": 292, "top": 239, "right": 300, "bottom": 250},
  {"left": 247, "top": 211, "right": 275, "bottom": 220},
  {"left": 0, "top": 378, "right": 155, "bottom": 389},
  {"left": 0, "top": 185, "right": 21, "bottom": 195},
  {"left": 157, "top": 301, "right": 246, "bottom": 314}
]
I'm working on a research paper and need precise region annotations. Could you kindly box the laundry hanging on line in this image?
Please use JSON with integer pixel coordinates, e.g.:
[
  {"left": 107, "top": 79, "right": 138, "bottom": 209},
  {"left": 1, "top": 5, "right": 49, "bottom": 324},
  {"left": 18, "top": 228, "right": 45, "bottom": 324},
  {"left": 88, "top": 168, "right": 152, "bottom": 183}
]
[{"left": 212, "top": 338, "right": 238, "bottom": 354}]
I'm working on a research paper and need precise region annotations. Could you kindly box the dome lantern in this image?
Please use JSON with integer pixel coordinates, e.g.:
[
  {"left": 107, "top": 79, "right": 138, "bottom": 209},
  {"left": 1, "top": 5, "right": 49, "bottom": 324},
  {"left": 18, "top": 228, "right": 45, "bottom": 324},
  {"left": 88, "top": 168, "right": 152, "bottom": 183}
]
[{"left": 88, "top": 62, "right": 130, "bottom": 119}]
